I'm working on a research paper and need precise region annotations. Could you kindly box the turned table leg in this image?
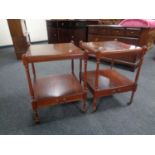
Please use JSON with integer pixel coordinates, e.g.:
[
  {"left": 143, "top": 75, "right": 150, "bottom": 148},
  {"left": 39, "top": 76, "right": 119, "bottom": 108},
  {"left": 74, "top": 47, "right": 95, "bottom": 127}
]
[
  {"left": 128, "top": 91, "right": 135, "bottom": 105},
  {"left": 32, "top": 101, "right": 40, "bottom": 124},
  {"left": 93, "top": 97, "right": 97, "bottom": 112}
]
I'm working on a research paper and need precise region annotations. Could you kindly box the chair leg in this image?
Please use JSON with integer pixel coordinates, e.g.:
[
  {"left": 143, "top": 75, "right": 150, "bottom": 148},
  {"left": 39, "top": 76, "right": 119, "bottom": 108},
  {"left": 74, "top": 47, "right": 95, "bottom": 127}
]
[
  {"left": 128, "top": 91, "right": 135, "bottom": 105},
  {"left": 93, "top": 97, "right": 97, "bottom": 112},
  {"left": 33, "top": 110, "right": 40, "bottom": 124}
]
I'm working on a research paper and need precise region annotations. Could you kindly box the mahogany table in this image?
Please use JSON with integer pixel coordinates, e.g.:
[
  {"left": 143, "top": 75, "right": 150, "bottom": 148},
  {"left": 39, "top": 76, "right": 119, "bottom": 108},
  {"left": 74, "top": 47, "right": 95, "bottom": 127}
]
[
  {"left": 80, "top": 40, "right": 147, "bottom": 111},
  {"left": 22, "top": 43, "right": 87, "bottom": 123}
]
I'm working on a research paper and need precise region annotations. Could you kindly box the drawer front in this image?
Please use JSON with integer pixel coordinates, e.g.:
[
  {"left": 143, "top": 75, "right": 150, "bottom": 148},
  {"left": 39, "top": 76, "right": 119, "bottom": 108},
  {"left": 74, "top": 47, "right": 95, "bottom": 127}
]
[
  {"left": 71, "top": 28, "right": 87, "bottom": 46},
  {"left": 58, "top": 21, "right": 88, "bottom": 28},
  {"left": 88, "top": 27, "right": 108, "bottom": 35},
  {"left": 47, "top": 28, "right": 58, "bottom": 43},
  {"left": 125, "top": 28, "right": 142, "bottom": 37},
  {"left": 117, "top": 37, "right": 139, "bottom": 45},
  {"left": 110, "top": 28, "right": 125, "bottom": 36},
  {"left": 88, "top": 34, "right": 117, "bottom": 42}
]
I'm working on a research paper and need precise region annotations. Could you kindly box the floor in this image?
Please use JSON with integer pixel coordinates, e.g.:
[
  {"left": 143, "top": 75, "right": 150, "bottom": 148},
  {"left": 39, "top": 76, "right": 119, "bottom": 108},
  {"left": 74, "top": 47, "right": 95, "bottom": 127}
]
[{"left": 0, "top": 45, "right": 155, "bottom": 134}]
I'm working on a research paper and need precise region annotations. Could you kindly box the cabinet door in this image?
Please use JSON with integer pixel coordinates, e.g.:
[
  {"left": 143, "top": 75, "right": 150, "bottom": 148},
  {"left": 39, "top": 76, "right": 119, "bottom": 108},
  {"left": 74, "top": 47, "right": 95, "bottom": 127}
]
[
  {"left": 58, "top": 28, "right": 71, "bottom": 43},
  {"left": 71, "top": 28, "right": 87, "bottom": 46},
  {"left": 47, "top": 27, "right": 58, "bottom": 43}
]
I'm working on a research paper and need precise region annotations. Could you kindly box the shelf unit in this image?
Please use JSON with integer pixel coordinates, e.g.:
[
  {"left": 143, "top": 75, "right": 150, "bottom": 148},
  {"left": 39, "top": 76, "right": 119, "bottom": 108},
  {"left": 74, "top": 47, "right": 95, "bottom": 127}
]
[
  {"left": 80, "top": 40, "right": 146, "bottom": 111},
  {"left": 22, "top": 43, "right": 87, "bottom": 123}
]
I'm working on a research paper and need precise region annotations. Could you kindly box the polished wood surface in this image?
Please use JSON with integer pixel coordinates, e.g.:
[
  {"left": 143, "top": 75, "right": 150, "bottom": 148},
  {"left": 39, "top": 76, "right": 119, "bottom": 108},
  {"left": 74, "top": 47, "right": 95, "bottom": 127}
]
[
  {"left": 7, "top": 19, "right": 30, "bottom": 59},
  {"left": 86, "top": 69, "right": 135, "bottom": 92},
  {"left": 22, "top": 43, "right": 87, "bottom": 123},
  {"left": 80, "top": 40, "right": 147, "bottom": 111},
  {"left": 24, "top": 43, "right": 84, "bottom": 62},
  {"left": 87, "top": 25, "right": 151, "bottom": 70},
  {"left": 33, "top": 74, "right": 83, "bottom": 99},
  {"left": 80, "top": 41, "right": 139, "bottom": 52}
]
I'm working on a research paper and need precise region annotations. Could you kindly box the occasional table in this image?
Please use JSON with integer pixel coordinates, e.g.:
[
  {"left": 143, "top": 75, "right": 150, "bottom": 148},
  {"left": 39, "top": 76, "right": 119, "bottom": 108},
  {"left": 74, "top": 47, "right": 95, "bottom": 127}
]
[
  {"left": 80, "top": 40, "right": 147, "bottom": 111},
  {"left": 22, "top": 43, "right": 87, "bottom": 123}
]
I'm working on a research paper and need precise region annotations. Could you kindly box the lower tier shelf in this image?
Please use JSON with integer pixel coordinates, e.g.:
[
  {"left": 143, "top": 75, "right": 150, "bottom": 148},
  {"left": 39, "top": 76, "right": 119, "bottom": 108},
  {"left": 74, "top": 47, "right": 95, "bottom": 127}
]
[
  {"left": 86, "top": 69, "right": 135, "bottom": 92},
  {"left": 33, "top": 74, "right": 83, "bottom": 100}
]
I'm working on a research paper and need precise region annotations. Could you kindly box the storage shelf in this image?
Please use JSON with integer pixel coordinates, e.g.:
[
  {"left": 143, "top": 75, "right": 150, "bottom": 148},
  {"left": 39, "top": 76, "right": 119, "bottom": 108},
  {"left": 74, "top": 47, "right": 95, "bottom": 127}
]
[
  {"left": 33, "top": 74, "right": 83, "bottom": 100},
  {"left": 86, "top": 69, "right": 135, "bottom": 91}
]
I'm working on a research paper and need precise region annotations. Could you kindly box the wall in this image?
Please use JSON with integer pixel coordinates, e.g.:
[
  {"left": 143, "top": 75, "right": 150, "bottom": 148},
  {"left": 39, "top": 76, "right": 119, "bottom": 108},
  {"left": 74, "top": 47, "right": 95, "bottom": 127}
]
[
  {"left": 25, "top": 19, "right": 48, "bottom": 42},
  {"left": 0, "top": 19, "right": 13, "bottom": 46},
  {"left": 0, "top": 19, "right": 48, "bottom": 47}
]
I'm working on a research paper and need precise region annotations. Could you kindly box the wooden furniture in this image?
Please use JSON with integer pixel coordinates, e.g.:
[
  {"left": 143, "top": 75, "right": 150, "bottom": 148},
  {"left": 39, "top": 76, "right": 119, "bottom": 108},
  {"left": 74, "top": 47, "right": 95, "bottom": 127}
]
[
  {"left": 80, "top": 40, "right": 147, "bottom": 111},
  {"left": 98, "top": 19, "right": 123, "bottom": 25},
  {"left": 22, "top": 43, "right": 87, "bottom": 123},
  {"left": 88, "top": 25, "right": 153, "bottom": 47},
  {"left": 46, "top": 20, "right": 99, "bottom": 46},
  {"left": 7, "top": 19, "right": 30, "bottom": 59},
  {"left": 87, "top": 25, "right": 151, "bottom": 70}
]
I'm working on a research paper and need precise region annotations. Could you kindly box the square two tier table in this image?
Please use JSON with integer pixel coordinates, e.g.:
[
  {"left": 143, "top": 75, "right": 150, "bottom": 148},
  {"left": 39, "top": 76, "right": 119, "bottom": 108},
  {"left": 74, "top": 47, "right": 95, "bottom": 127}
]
[
  {"left": 80, "top": 40, "right": 146, "bottom": 111},
  {"left": 22, "top": 43, "right": 87, "bottom": 123}
]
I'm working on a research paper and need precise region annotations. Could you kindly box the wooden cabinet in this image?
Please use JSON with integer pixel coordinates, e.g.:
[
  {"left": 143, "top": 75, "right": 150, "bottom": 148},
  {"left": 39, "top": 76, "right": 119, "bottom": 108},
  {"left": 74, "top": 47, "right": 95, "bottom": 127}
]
[
  {"left": 7, "top": 19, "right": 30, "bottom": 59},
  {"left": 46, "top": 20, "right": 99, "bottom": 46}
]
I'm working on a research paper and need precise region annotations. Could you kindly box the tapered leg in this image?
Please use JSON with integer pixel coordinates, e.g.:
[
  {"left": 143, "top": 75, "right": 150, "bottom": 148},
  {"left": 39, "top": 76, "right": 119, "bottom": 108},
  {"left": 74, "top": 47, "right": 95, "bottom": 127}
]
[
  {"left": 93, "top": 97, "right": 97, "bottom": 112},
  {"left": 128, "top": 91, "right": 135, "bottom": 105}
]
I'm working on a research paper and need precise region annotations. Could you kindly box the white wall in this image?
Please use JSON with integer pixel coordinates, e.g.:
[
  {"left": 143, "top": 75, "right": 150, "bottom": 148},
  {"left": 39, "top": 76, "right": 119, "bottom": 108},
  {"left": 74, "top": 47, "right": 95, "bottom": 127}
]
[
  {"left": 0, "top": 19, "right": 48, "bottom": 47},
  {"left": 0, "top": 19, "right": 13, "bottom": 46},
  {"left": 25, "top": 19, "right": 48, "bottom": 42}
]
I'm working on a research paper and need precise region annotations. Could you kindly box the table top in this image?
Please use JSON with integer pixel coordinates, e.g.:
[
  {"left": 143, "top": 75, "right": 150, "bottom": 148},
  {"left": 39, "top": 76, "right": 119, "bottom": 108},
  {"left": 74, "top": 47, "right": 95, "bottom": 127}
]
[
  {"left": 23, "top": 43, "right": 84, "bottom": 63},
  {"left": 80, "top": 40, "right": 142, "bottom": 57}
]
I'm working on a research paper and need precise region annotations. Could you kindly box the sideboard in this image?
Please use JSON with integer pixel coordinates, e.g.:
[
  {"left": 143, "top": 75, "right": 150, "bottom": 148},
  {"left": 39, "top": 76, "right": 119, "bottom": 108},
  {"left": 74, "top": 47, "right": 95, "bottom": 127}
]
[
  {"left": 46, "top": 20, "right": 99, "bottom": 46},
  {"left": 87, "top": 25, "right": 155, "bottom": 70},
  {"left": 87, "top": 25, "right": 153, "bottom": 47}
]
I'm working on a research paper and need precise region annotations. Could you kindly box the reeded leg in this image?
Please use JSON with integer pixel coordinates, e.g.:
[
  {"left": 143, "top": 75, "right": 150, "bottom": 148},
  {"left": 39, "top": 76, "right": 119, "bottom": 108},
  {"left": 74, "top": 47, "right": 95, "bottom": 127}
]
[
  {"left": 128, "top": 91, "right": 135, "bottom": 105},
  {"left": 93, "top": 97, "right": 97, "bottom": 112}
]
